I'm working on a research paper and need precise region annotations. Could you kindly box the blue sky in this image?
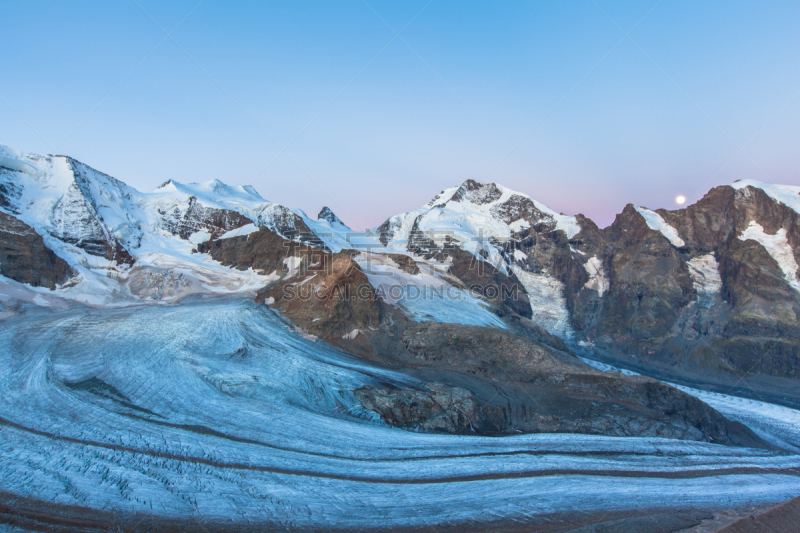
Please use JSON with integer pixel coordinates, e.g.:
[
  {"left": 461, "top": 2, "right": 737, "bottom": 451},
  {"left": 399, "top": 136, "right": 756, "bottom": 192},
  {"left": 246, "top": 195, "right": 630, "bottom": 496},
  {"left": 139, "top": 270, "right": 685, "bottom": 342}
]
[{"left": 1, "top": 1, "right": 798, "bottom": 229}]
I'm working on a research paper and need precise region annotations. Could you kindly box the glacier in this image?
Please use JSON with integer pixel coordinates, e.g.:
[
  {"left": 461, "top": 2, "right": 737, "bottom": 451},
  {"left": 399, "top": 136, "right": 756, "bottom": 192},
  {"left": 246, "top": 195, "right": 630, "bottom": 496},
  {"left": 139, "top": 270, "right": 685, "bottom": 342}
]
[
  {"left": 0, "top": 297, "right": 798, "bottom": 529},
  {"left": 3, "top": 144, "right": 800, "bottom": 529}
]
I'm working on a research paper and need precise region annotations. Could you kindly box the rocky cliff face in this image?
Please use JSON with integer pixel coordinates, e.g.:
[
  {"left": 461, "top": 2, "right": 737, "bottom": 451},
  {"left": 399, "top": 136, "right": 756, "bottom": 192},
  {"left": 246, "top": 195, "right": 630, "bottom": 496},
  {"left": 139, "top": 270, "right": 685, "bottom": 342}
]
[
  {"left": 156, "top": 195, "right": 253, "bottom": 240},
  {"left": 439, "top": 245, "right": 532, "bottom": 318},
  {"left": 194, "top": 224, "right": 766, "bottom": 447},
  {"left": 199, "top": 226, "right": 386, "bottom": 345},
  {"left": 354, "top": 382, "right": 504, "bottom": 434},
  {"left": 258, "top": 251, "right": 385, "bottom": 341},
  {"left": 0, "top": 211, "right": 73, "bottom": 288},
  {"left": 355, "top": 322, "right": 762, "bottom": 446},
  {"left": 551, "top": 183, "right": 800, "bottom": 405},
  {"left": 0, "top": 143, "right": 795, "bottom": 441},
  {"left": 374, "top": 178, "right": 800, "bottom": 407}
]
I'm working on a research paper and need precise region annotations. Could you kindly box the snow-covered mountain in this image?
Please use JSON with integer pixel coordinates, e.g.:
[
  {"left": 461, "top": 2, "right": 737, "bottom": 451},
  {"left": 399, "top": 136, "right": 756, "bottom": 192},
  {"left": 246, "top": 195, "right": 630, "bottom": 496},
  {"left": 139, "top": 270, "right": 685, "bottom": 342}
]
[
  {"left": 0, "top": 143, "right": 361, "bottom": 252},
  {"left": 374, "top": 178, "right": 580, "bottom": 269},
  {"left": 3, "top": 143, "right": 800, "bottom": 531},
  {"left": 0, "top": 143, "right": 372, "bottom": 306},
  {"left": 2, "top": 142, "right": 800, "bottom": 406},
  {"left": 370, "top": 174, "right": 800, "bottom": 408},
  {"left": 370, "top": 179, "right": 585, "bottom": 338}
]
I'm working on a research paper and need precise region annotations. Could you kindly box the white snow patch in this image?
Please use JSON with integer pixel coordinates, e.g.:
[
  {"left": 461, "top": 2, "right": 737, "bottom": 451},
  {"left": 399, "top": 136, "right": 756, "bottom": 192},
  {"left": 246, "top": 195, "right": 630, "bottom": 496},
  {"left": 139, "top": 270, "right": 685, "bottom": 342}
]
[
  {"left": 583, "top": 256, "right": 609, "bottom": 297},
  {"left": 513, "top": 249, "right": 528, "bottom": 262},
  {"left": 509, "top": 219, "right": 531, "bottom": 232},
  {"left": 0, "top": 151, "right": 41, "bottom": 177},
  {"left": 31, "top": 295, "right": 52, "bottom": 307},
  {"left": 687, "top": 254, "right": 722, "bottom": 303},
  {"left": 634, "top": 207, "right": 686, "bottom": 247},
  {"left": 342, "top": 329, "right": 360, "bottom": 340},
  {"left": 283, "top": 256, "right": 304, "bottom": 277},
  {"left": 739, "top": 221, "right": 800, "bottom": 291},
  {"left": 512, "top": 267, "right": 573, "bottom": 339},
  {"left": 556, "top": 216, "right": 582, "bottom": 239},
  {"left": 578, "top": 357, "right": 641, "bottom": 377},
  {"left": 219, "top": 223, "right": 260, "bottom": 240},
  {"left": 188, "top": 229, "right": 211, "bottom": 245}
]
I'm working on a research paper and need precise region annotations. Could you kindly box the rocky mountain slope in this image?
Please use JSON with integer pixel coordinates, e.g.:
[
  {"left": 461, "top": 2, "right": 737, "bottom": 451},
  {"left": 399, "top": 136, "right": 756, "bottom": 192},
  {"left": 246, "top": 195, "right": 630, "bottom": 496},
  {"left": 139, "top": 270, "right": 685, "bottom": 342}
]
[
  {"left": 0, "top": 142, "right": 797, "bottom": 439},
  {"left": 199, "top": 221, "right": 761, "bottom": 446},
  {"left": 2, "top": 143, "right": 800, "bottom": 531},
  {"left": 370, "top": 178, "right": 800, "bottom": 408}
]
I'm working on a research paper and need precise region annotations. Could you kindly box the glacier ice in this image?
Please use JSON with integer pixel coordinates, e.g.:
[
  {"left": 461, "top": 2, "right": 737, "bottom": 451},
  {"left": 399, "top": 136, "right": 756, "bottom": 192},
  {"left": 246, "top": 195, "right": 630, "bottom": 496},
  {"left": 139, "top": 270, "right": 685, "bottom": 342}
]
[{"left": 0, "top": 298, "right": 797, "bottom": 528}]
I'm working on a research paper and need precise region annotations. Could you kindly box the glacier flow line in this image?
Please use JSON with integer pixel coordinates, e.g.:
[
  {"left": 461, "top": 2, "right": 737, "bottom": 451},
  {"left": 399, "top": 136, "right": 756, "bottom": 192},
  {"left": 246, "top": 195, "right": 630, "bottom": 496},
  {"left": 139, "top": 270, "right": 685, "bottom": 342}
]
[
  {"left": 1, "top": 412, "right": 796, "bottom": 483},
  {"left": 54, "top": 0, "right": 207, "bottom": 152}
]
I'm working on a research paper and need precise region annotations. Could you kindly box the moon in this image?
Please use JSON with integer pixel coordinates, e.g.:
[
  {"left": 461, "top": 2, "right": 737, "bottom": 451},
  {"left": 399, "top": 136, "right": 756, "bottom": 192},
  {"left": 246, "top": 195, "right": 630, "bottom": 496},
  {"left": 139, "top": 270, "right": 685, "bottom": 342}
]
[{"left": 675, "top": 195, "right": 686, "bottom": 205}]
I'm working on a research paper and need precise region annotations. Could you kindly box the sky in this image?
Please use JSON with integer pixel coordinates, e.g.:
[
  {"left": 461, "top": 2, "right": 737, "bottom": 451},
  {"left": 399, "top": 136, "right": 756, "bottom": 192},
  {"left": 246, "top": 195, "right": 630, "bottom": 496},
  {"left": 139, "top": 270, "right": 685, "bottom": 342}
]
[{"left": 1, "top": 1, "right": 799, "bottom": 229}]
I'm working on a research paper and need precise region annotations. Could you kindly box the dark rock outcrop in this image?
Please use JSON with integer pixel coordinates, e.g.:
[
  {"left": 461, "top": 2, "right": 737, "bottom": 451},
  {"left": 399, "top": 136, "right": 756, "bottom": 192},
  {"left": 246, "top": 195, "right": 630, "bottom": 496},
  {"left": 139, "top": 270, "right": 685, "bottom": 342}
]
[
  {"left": 386, "top": 253, "right": 420, "bottom": 275},
  {"left": 198, "top": 226, "right": 311, "bottom": 275},
  {"left": 0, "top": 211, "right": 73, "bottom": 288},
  {"left": 580, "top": 203, "right": 694, "bottom": 349},
  {"left": 199, "top": 226, "right": 385, "bottom": 346},
  {"left": 352, "top": 321, "right": 765, "bottom": 446},
  {"left": 355, "top": 382, "right": 504, "bottom": 434},
  {"left": 439, "top": 246, "right": 532, "bottom": 318},
  {"left": 156, "top": 196, "right": 253, "bottom": 241},
  {"left": 257, "top": 251, "right": 385, "bottom": 343},
  {"left": 449, "top": 179, "right": 503, "bottom": 204},
  {"left": 317, "top": 206, "right": 346, "bottom": 227}
]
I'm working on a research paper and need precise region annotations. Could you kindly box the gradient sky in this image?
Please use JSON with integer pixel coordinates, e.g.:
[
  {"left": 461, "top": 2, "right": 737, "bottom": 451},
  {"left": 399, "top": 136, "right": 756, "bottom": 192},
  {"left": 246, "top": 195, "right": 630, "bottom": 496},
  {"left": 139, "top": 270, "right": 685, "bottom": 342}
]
[{"left": 2, "top": 1, "right": 799, "bottom": 229}]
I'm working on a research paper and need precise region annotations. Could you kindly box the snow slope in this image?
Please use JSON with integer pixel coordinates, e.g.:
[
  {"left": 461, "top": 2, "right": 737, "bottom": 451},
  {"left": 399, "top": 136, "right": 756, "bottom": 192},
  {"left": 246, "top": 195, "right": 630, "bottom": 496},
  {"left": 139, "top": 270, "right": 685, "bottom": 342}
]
[
  {"left": 512, "top": 266, "right": 574, "bottom": 338},
  {"left": 634, "top": 206, "right": 686, "bottom": 247},
  {"left": 374, "top": 180, "right": 581, "bottom": 272},
  {"left": 687, "top": 253, "right": 723, "bottom": 305},
  {"left": 0, "top": 145, "right": 329, "bottom": 305},
  {"left": 739, "top": 221, "right": 800, "bottom": 291},
  {"left": 355, "top": 252, "right": 506, "bottom": 328},
  {"left": 732, "top": 178, "right": 800, "bottom": 214}
]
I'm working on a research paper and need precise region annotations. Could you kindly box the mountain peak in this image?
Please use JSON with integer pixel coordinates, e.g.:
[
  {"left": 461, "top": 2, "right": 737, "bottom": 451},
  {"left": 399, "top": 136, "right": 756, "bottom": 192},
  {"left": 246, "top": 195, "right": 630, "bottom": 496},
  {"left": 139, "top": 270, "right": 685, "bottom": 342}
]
[
  {"left": 450, "top": 179, "right": 503, "bottom": 205},
  {"left": 318, "top": 206, "right": 344, "bottom": 226}
]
